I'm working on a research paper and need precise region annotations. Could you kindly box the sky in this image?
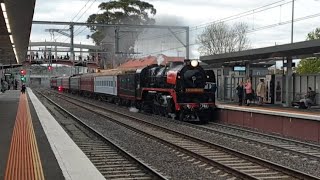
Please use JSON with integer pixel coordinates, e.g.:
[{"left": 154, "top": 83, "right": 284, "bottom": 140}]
[{"left": 30, "top": 0, "right": 320, "bottom": 59}]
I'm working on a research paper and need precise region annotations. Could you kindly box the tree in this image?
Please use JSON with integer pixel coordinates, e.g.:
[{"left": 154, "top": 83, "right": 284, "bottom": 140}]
[
  {"left": 197, "top": 22, "right": 250, "bottom": 55},
  {"left": 295, "top": 27, "right": 320, "bottom": 74},
  {"left": 306, "top": 27, "right": 320, "bottom": 40},
  {"left": 296, "top": 58, "right": 320, "bottom": 74},
  {"left": 87, "top": 0, "right": 156, "bottom": 45},
  {"left": 87, "top": 0, "right": 156, "bottom": 68}
]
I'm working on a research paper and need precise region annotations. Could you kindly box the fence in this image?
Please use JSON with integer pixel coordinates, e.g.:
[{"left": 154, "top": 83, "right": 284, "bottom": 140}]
[
  {"left": 293, "top": 74, "right": 320, "bottom": 105},
  {"left": 218, "top": 74, "right": 320, "bottom": 105}
]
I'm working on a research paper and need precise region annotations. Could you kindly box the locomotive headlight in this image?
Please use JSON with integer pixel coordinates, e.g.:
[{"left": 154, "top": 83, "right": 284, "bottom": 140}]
[{"left": 191, "top": 60, "right": 199, "bottom": 67}]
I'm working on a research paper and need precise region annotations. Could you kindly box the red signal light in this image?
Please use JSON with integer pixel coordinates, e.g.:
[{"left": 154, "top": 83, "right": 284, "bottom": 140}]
[
  {"left": 58, "top": 86, "right": 63, "bottom": 92},
  {"left": 20, "top": 69, "right": 26, "bottom": 75},
  {"left": 48, "top": 66, "right": 52, "bottom": 71}
]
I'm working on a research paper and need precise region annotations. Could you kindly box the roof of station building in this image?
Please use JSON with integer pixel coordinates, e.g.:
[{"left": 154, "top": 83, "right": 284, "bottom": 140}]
[
  {"left": 0, "top": 0, "right": 35, "bottom": 65},
  {"left": 200, "top": 39, "right": 320, "bottom": 64}
]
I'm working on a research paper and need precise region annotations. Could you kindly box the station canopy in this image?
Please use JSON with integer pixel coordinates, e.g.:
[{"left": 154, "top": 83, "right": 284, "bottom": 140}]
[
  {"left": 0, "top": 0, "right": 35, "bottom": 65},
  {"left": 200, "top": 39, "right": 320, "bottom": 65}
]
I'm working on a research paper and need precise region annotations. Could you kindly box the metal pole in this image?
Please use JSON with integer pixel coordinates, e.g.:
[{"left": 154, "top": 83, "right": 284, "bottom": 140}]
[
  {"left": 55, "top": 45, "right": 57, "bottom": 61},
  {"left": 288, "top": 0, "right": 294, "bottom": 106},
  {"left": 115, "top": 26, "right": 119, "bottom": 53},
  {"left": 291, "top": 0, "right": 294, "bottom": 43},
  {"left": 70, "top": 24, "right": 74, "bottom": 75},
  {"left": 186, "top": 27, "right": 190, "bottom": 59}
]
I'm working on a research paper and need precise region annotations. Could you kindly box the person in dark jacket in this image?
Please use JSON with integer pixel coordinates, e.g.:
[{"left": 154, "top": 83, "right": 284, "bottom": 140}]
[
  {"left": 236, "top": 81, "right": 244, "bottom": 106},
  {"left": 21, "top": 84, "right": 26, "bottom": 94}
]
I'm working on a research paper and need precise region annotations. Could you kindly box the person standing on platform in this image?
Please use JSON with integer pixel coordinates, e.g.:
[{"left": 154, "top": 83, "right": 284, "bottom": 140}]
[
  {"left": 244, "top": 79, "right": 253, "bottom": 106},
  {"left": 236, "top": 81, "right": 244, "bottom": 106},
  {"left": 2, "top": 80, "right": 8, "bottom": 92},
  {"left": 256, "top": 79, "right": 266, "bottom": 105},
  {"left": 14, "top": 79, "right": 18, "bottom": 90},
  {"left": 21, "top": 84, "right": 26, "bottom": 94},
  {"left": 0, "top": 79, "right": 4, "bottom": 93}
]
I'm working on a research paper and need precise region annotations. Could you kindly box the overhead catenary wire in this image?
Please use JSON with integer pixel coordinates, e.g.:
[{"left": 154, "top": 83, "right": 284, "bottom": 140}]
[
  {"left": 65, "top": 0, "right": 290, "bottom": 45},
  {"left": 62, "top": 0, "right": 98, "bottom": 43},
  {"left": 140, "top": 11, "right": 320, "bottom": 57},
  {"left": 70, "top": 0, "right": 290, "bottom": 45},
  {"left": 54, "top": 0, "right": 94, "bottom": 41},
  {"left": 137, "top": 0, "right": 292, "bottom": 42}
]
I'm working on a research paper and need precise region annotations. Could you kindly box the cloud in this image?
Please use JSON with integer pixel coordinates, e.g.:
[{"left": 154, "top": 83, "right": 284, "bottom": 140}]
[{"left": 30, "top": 0, "right": 320, "bottom": 59}]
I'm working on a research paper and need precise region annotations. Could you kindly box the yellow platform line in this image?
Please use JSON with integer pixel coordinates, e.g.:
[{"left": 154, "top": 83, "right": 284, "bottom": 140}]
[{"left": 4, "top": 93, "right": 45, "bottom": 180}]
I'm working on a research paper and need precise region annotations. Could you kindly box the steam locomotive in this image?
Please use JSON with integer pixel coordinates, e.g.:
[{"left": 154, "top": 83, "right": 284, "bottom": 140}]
[{"left": 50, "top": 59, "right": 216, "bottom": 123}]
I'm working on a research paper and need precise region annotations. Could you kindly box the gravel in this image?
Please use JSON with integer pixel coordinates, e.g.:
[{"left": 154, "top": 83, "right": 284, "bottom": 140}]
[
  {"left": 40, "top": 92, "right": 233, "bottom": 180},
  {"left": 60, "top": 92, "right": 320, "bottom": 178}
]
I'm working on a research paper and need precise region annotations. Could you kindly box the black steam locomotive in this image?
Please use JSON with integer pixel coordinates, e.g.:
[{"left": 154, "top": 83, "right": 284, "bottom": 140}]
[{"left": 51, "top": 59, "right": 216, "bottom": 123}]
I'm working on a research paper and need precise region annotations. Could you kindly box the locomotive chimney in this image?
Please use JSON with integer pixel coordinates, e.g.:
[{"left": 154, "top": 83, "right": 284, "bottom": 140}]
[
  {"left": 184, "top": 59, "right": 191, "bottom": 66},
  {"left": 169, "top": 61, "right": 184, "bottom": 68}
]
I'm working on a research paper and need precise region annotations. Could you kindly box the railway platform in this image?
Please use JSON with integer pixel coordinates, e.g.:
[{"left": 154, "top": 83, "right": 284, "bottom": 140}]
[
  {"left": 215, "top": 102, "right": 320, "bottom": 143},
  {"left": 0, "top": 89, "right": 105, "bottom": 180}
]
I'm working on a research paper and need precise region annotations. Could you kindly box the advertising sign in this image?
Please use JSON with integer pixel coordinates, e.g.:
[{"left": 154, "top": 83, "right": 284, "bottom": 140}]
[{"left": 274, "top": 75, "right": 283, "bottom": 104}]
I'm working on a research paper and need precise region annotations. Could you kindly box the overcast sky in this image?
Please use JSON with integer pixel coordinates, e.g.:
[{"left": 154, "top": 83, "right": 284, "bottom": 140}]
[{"left": 30, "top": 0, "right": 320, "bottom": 58}]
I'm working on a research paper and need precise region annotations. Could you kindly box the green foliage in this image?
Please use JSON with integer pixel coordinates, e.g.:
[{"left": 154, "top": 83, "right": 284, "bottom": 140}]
[
  {"left": 296, "top": 27, "right": 320, "bottom": 74},
  {"left": 306, "top": 27, "right": 320, "bottom": 40},
  {"left": 87, "top": 0, "right": 156, "bottom": 45},
  {"left": 296, "top": 58, "right": 320, "bottom": 74}
]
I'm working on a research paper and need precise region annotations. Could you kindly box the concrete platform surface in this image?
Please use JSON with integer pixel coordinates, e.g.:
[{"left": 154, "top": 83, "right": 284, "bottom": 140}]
[
  {"left": 28, "top": 88, "right": 105, "bottom": 180},
  {"left": 217, "top": 102, "right": 320, "bottom": 121},
  {"left": 0, "top": 89, "right": 105, "bottom": 180}
]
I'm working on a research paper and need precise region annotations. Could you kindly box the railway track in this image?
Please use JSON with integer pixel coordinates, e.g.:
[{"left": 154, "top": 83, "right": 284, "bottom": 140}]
[
  {"left": 36, "top": 90, "right": 167, "bottom": 180},
  {"left": 198, "top": 122, "right": 320, "bottom": 159},
  {"left": 44, "top": 89, "right": 319, "bottom": 180},
  {"left": 46, "top": 89, "right": 320, "bottom": 162}
]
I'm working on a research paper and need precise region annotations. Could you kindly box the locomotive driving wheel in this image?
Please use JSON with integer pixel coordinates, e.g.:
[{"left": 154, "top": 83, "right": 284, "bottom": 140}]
[
  {"left": 178, "top": 111, "right": 185, "bottom": 121},
  {"left": 152, "top": 104, "right": 159, "bottom": 115}
]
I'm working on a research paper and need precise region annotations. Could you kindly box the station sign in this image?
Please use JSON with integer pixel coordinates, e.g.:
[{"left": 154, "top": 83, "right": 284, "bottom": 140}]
[{"left": 233, "top": 66, "right": 246, "bottom": 71}]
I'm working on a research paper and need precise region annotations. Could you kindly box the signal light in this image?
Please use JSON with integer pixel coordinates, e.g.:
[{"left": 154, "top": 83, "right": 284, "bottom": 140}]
[
  {"left": 20, "top": 69, "right": 26, "bottom": 75},
  {"left": 58, "top": 86, "right": 63, "bottom": 92},
  {"left": 48, "top": 66, "right": 52, "bottom": 71},
  {"left": 20, "top": 75, "right": 26, "bottom": 82}
]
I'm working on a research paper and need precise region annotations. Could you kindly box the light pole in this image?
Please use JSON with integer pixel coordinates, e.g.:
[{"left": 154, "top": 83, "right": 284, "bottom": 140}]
[
  {"left": 286, "top": 0, "right": 294, "bottom": 107},
  {"left": 291, "top": 0, "right": 294, "bottom": 43}
]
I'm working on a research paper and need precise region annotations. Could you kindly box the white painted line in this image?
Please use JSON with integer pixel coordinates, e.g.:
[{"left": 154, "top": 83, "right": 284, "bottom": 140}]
[
  {"left": 27, "top": 88, "right": 105, "bottom": 180},
  {"left": 216, "top": 104, "right": 320, "bottom": 121}
]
